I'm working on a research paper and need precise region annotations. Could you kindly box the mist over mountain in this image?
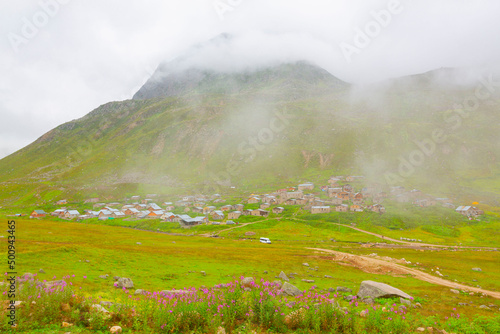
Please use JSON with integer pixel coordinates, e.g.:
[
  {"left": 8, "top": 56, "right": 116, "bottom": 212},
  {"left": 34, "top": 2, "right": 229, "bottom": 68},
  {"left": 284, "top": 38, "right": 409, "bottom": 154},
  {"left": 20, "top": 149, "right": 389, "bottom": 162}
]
[{"left": 0, "top": 33, "right": 499, "bottom": 209}]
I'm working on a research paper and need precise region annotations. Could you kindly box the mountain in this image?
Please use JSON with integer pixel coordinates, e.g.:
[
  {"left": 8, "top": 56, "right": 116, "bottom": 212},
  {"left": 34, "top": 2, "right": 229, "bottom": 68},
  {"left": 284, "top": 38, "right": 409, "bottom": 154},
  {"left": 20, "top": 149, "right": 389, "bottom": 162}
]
[{"left": 0, "top": 59, "right": 499, "bottom": 209}]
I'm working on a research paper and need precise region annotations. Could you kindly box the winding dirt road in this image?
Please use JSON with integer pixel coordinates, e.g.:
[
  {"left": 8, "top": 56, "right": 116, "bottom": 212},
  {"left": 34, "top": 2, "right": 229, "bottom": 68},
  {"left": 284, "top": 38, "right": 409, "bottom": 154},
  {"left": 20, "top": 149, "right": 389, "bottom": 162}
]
[{"left": 308, "top": 247, "right": 500, "bottom": 299}]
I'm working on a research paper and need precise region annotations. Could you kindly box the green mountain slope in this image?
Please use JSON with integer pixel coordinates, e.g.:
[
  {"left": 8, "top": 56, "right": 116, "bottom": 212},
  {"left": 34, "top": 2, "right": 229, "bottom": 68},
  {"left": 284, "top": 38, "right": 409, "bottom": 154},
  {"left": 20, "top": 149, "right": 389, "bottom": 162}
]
[{"left": 0, "top": 62, "right": 499, "bottom": 209}]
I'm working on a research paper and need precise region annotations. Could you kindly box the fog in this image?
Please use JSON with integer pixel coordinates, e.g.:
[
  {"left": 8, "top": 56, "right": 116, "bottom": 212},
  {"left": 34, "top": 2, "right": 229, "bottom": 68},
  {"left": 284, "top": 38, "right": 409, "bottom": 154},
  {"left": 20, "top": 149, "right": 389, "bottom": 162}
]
[{"left": 1, "top": 0, "right": 500, "bottom": 158}]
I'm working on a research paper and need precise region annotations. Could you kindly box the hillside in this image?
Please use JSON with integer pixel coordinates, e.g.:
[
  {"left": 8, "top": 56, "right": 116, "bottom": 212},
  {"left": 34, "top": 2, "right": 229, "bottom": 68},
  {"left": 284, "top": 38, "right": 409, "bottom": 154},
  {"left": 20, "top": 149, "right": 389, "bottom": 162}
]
[{"left": 0, "top": 61, "right": 499, "bottom": 209}]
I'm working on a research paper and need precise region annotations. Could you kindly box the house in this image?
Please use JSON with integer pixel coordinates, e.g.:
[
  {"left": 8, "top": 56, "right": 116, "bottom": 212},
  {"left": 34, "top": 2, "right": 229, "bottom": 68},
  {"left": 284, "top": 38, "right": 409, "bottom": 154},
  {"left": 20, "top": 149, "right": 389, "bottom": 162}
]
[
  {"left": 327, "top": 188, "right": 343, "bottom": 198},
  {"left": 147, "top": 210, "right": 164, "bottom": 218},
  {"left": 183, "top": 196, "right": 195, "bottom": 202},
  {"left": 328, "top": 198, "right": 343, "bottom": 205},
  {"left": 251, "top": 209, "right": 269, "bottom": 217},
  {"left": 342, "top": 184, "right": 353, "bottom": 193},
  {"left": 165, "top": 205, "right": 175, "bottom": 211},
  {"left": 56, "top": 199, "right": 68, "bottom": 205},
  {"left": 131, "top": 195, "right": 141, "bottom": 201},
  {"left": 64, "top": 210, "right": 80, "bottom": 219},
  {"left": 370, "top": 204, "right": 386, "bottom": 213},
  {"left": 123, "top": 208, "right": 140, "bottom": 216},
  {"left": 260, "top": 203, "right": 271, "bottom": 209},
  {"left": 51, "top": 209, "right": 65, "bottom": 216},
  {"left": 280, "top": 191, "right": 304, "bottom": 200},
  {"left": 296, "top": 198, "right": 308, "bottom": 205},
  {"left": 328, "top": 178, "right": 341, "bottom": 186},
  {"left": 247, "top": 196, "right": 260, "bottom": 204},
  {"left": 272, "top": 207, "right": 284, "bottom": 214},
  {"left": 161, "top": 212, "right": 176, "bottom": 222},
  {"left": 211, "top": 210, "right": 224, "bottom": 220},
  {"left": 220, "top": 205, "right": 233, "bottom": 212},
  {"left": 298, "top": 183, "right": 314, "bottom": 191},
  {"left": 192, "top": 207, "right": 204, "bottom": 214},
  {"left": 285, "top": 199, "right": 297, "bottom": 205},
  {"left": 228, "top": 211, "right": 241, "bottom": 220},
  {"left": 141, "top": 198, "right": 153, "bottom": 204},
  {"left": 456, "top": 206, "right": 483, "bottom": 217},
  {"left": 242, "top": 209, "right": 253, "bottom": 216},
  {"left": 336, "top": 204, "right": 349, "bottom": 212},
  {"left": 112, "top": 212, "right": 126, "bottom": 218},
  {"left": 176, "top": 200, "right": 190, "bottom": 207},
  {"left": 147, "top": 203, "right": 162, "bottom": 212},
  {"left": 135, "top": 204, "right": 147, "bottom": 210},
  {"left": 337, "top": 192, "right": 350, "bottom": 201},
  {"left": 350, "top": 205, "right": 363, "bottom": 212},
  {"left": 310, "top": 206, "right": 330, "bottom": 214},
  {"left": 203, "top": 206, "right": 216, "bottom": 214},
  {"left": 31, "top": 210, "right": 47, "bottom": 218},
  {"left": 264, "top": 195, "right": 277, "bottom": 203},
  {"left": 234, "top": 204, "right": 244, "bottom": 211}
]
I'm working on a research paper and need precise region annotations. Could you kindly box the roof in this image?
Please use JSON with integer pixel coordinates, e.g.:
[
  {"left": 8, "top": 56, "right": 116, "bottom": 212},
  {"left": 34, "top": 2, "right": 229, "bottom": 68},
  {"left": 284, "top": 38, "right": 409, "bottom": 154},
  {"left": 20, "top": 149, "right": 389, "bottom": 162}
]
[
  {"left": 100, "top": 210, "right": 112, "bottom": 215},
  {"left": 67, "top": 210, "right": 80, "bottom": 215},
  {"left": 113, "top": 212, "right": 125, "bottom": 216},
  {"left": 311, "top": 206, "right": 330, "bottom": 209},
  {"left": 456, "top": 206, "right": 472, "bottom": 211},
  {"left": 148, "top": 203, "right": 162, "bottom": 210},
  {"left": 33, "top": 210, "right": 46, "bottom": 214},
  {"left": 213, "top": 210, "right": 224, "bottom": 215}
]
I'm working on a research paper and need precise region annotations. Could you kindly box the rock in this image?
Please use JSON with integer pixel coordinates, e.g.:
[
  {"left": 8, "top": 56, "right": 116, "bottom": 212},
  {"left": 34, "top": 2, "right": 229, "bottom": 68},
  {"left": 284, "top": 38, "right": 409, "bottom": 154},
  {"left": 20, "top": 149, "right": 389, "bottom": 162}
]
[
  {"left": 363, "top": 298, "right": 374, "bottom": 304},
  {"left": 357, "top": 281, "right": 412, "bottom": 300},
  {"left": 278, "top": 271, "right": 289, "bottom": 282},
  {"left": 337, "top": 286, "right": 352, "bottom": 293},
  {"left": 479, "top": 305, "right": 490, "bottom": 310},
  {"left": 344, "top": 295, "right": 355, "bottom": 301},
  {"left": 472, "top": 268, "right": 482, "bottom": 272},
  {"left": 91, "top": 304, "right": 109, "bottom": 313},
  {"left": 201, "top": 271, "right": 206, "bottom": 276},
  {"left": 245, "top": 232, "right": 256, "bottom": 236},
  {"left": 324, "top": 275, "right": 332, "bottom": 278},
  {"left": 39, "top": 269, "right": 45, "bottom": 274},
  {"left": 19, "top": 273, "right": 35, "bottom": 281},
  {"left": 417, "top": 328, "right": 425, "bottom": 332},
  {"left": 243, "top": 287, "right": 251, "bottom": 292},
  {"left": 136, "top": 242, "right": 141, "bottom": 245},
  {"left": 216, "top": 326, "right": 226, "bottom": 334},
  {"left": 61, "top": 303, "right": 70, "bottom": 312},
  {"left": 360, "top": 310, "right": 368, "bottom": 317},
  {"left": 427, "top": 327, "right": 434, "bottom": 333},
  {"left": 241, "top": 277, "right": 255, "bottom": 288},
  {"left": 134, "top": 289, "right": 146, "bottom": 295},
  {"left": 415, "top": 302, "right": 422, "bottom": 308},
  {"left": 62, "top": 322, "right": 73, "bottom": 327},
  {"left": 116, "top": 277, "right": 134, "bottom": 289},
  {"left": 263, "top": 271, "right": 268, "bottom": 274},
  {"left": 400, "top": 298, "right": 411, "bottom": 306},
  {"left": 435, "top": 271, "right": 443, "bottom": 277},
  {"left": 273, "top": 280, "right": 283, "bottom": 288},
  {"left": 110, "top": 326, "right": 122, "bottom": 333},
  {"left": 458, "top": 303, "right": 467, "bottom": 306},
  {"left": 99, "top": 275, "right": 109, "bottom": 279},
  {"left": 450, "top": 289, "right": 460, "bottom": 294},
  {"left": 302, "top": 279, "right": 314, "bottom": 283},
  {"left": 303, "top": 263, "right": 310, "bottom": 267},
  {"left": 100, "top": 301, "right": 114, "bottom": 307},
  {"left": 328, "top": 288, "right": 336, "bottom": 293},
  {"left": 280, "top": 282, "right": 303, "bottom": 296}
]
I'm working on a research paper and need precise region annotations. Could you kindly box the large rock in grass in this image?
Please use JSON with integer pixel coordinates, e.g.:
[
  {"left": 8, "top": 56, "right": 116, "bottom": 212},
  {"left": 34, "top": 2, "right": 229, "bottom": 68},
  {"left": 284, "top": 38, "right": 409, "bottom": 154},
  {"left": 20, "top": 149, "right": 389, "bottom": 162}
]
[
  {"left": 278, "top": 271, "right": 289, "bottom": 282},
  {"left": 116, "top": 277, "right": 134, "bottom": 289},
  {"left": 280, "top": 282, "right": 303, "bottom": 297},
  {"left": 357, "top": 281, "right": 412, "bottom": 300},
  {"left": 241, "top": 277, "right": 255, "bottom": 288}
]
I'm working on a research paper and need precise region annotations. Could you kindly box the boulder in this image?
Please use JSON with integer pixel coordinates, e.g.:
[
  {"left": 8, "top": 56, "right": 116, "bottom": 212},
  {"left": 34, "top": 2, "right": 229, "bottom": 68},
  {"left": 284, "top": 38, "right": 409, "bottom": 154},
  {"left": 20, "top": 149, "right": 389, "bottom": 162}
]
[
  {"left": 472, "top": 268, "right": 482, "bottom": 272},
  {"left": 302, "top": 279, "right": 314, "bottom": 283},
  {"left": 337, "top": 286, "right": 352, "bottom": 293},
  {"left": 302, "top": 263, "right": 310, "bottom": 267},
  {"left": 324, "top": 275, "right": 332, "bottom": 278},
  {"left": 134, "top": 289, "right": 146, "bottom": 295},
  {"left": 201, "top": 271, "right": 206, "bottom": 276},
  {"left": 116, "top": 277, "right": 134, "bottom": 289},
  {"left": 60, "top": 303, "right": 70, "bottom": 312},
  {"left": 91, "top": 304, "right": 109, "bottom": 313},
  {"left": 450, "top": 289, "right": 460, "bottom": 294},
  {"left": 39, "top": 269, "right": 45, "bottom": 274},
  {"left": 99, "top": 275, "right": 109, "bottom": 279},
  {"left": 357, "top": 281, "right": 412, "bottom": 300},
  {"left": 281, "top": 282, "right": 303, "bottom": 296},
  {"left": 241, "top": 277, "right": 255, "bottom": 288},
  {"left": 245, "top": 232, "right": 256, "bottom": 236},
  {"left": 110, "top": 326, "right": 123, "bottom": 333},
  {"left": 278, "top": 271, "right": 289, "bottom": 282},
  {"left": 62, "top": 322, "right": 73, "bottom": 327},
  {"left": 273, "top": 280, "right": 283, "bottom": 288},
  {"left": 160, "top": 290, "right": 190, "bottom": 296},
  {"left": 400, "top": 297, "right": 412, "bottom": 306}
]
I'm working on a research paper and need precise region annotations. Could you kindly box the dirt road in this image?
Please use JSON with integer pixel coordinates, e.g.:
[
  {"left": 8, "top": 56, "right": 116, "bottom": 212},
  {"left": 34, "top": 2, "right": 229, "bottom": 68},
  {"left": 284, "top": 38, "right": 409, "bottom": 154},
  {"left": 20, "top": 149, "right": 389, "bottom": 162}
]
[
  {"left": 199, "top": 219, "right": 270, "bottom": 237},
  {"left": 308, "top": 247, "right": 500, "bottom": 299}
]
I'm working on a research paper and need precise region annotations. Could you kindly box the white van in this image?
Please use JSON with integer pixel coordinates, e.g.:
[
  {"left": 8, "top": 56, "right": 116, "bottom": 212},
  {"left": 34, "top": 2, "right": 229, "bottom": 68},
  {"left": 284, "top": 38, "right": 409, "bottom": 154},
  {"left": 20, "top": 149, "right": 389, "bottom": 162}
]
[{"left": 260, "top": 237, "right": 271, "bottom": 244}]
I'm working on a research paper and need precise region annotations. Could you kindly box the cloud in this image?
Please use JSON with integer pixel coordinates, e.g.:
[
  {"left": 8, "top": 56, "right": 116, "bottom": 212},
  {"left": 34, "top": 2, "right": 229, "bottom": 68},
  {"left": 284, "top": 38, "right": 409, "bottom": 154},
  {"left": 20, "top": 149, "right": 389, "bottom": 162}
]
[{"left": 1, "top": 0, "right": 500, "bottom": 158}]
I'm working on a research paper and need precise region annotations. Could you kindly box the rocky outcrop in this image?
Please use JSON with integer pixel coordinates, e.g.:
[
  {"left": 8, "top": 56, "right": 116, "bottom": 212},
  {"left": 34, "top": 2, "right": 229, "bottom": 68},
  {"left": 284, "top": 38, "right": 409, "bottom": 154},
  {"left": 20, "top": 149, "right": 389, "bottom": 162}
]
[{"left": 357, "top": 281, "right": 412, "bottom": 300}]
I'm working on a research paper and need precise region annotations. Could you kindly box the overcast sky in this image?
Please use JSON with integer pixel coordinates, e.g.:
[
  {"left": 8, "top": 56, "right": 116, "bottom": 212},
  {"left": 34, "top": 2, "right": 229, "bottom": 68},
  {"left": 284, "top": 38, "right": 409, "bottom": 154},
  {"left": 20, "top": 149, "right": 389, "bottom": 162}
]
[{"left": 1, "top": 0, "right": 500, "bottom": 158}]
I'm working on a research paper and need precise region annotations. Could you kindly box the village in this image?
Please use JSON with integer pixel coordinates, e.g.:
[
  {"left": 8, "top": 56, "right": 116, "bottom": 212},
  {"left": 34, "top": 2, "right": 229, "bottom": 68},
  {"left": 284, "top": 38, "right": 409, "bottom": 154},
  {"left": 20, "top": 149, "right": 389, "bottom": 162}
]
[{"left": 25, "top": 175, "right": 485, "bottom": 227}]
